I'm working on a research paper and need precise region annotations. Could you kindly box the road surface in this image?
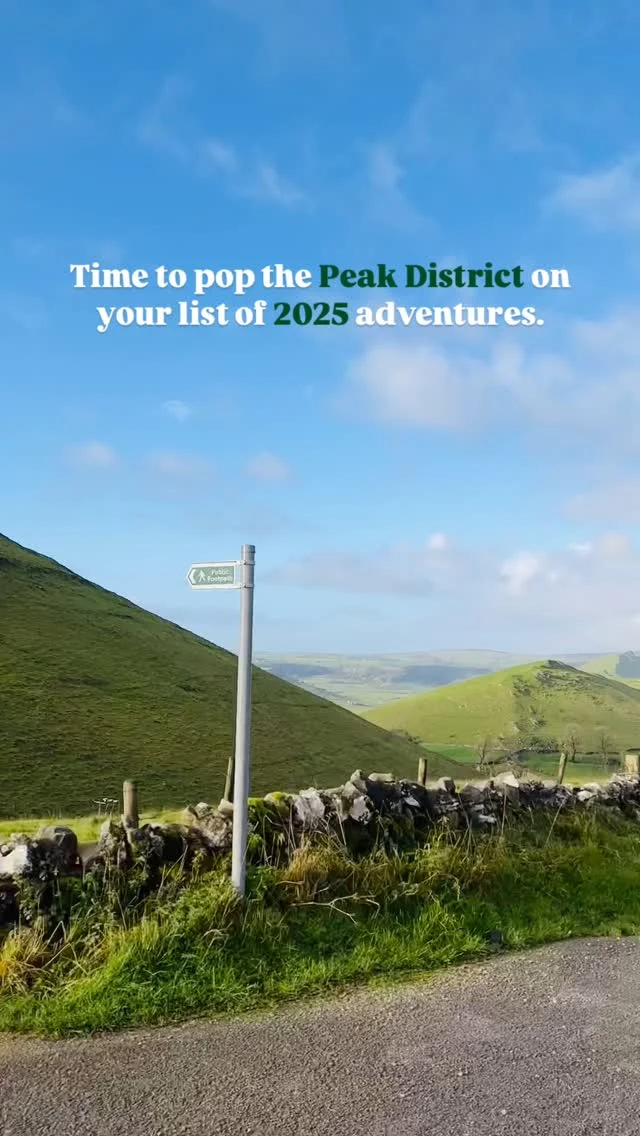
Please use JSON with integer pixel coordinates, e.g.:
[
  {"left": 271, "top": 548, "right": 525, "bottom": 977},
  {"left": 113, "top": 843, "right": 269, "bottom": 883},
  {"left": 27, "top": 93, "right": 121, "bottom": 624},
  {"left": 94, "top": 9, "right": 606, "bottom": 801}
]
[{"left": 2, "top": 937, "right": 640, "bottom": 1135}]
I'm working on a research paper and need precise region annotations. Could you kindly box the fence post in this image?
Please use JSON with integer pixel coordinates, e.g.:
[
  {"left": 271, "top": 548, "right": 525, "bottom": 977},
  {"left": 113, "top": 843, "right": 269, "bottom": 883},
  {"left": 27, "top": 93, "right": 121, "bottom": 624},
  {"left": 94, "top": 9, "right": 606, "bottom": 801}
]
[
  {"left": 417, "top": 756, "right": 427, "bottom": 787},
  {"left": 122, "top": 780, "right": 139, "bottom": 829},
  {"left": 223, "top": 754, "right": 235, "bottom": 802},
  {"left": 557, "top": 752, "right": 568, "bottom": 785}
]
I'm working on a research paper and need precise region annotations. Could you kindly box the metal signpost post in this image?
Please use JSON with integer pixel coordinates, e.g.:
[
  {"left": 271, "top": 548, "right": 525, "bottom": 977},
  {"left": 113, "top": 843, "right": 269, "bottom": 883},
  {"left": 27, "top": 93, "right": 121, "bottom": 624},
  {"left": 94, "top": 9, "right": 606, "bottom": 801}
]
[{"left": 187, "top": 545, "right": 255, "bottom": 896}]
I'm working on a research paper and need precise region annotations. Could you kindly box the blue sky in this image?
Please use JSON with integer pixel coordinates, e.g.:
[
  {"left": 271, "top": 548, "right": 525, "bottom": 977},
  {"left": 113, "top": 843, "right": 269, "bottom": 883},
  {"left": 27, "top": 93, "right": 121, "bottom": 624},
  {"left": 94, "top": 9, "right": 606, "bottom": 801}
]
[{"left": 2, "top": 0, "right": 640, "bottom": 655}]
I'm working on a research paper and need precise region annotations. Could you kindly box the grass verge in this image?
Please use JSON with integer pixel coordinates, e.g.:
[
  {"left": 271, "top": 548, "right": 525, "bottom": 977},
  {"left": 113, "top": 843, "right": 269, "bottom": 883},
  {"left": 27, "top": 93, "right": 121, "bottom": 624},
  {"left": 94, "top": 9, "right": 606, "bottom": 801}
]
[
  {"left": 2, "top": 809, "right": 640, "bottom": 1038},
  {"left": 0, "top": 811, "right": 184, "bottom": 843}
]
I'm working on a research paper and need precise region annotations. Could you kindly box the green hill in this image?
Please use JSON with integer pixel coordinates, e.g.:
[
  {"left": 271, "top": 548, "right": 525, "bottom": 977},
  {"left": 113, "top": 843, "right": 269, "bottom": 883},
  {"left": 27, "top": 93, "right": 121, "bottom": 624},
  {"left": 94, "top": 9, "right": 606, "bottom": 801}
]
[
  {"left": 255, "top": 649, "right": 611, "bottom": 710},
  {"left": 364, "top": 660, "right": 640, "bottom": 752},
  {"left": 0, "top": 534, "right": 459, "bottom": 818}
]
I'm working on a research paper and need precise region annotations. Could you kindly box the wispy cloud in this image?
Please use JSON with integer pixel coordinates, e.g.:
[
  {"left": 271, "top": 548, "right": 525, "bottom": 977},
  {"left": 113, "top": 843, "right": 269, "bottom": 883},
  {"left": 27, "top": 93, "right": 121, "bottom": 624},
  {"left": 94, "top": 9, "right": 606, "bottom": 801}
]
[
  {"left": 136, "top": 77, "right": 308, "bottom": 208},
  {"left": 135, "top": 75, "right": 191, "bottom": 161},
  {"left": 162, "top": 400, "right": 193, "bottom": 423},
  {"left": 364, "top": 142, "right": 426, "bottom": 231},
  {"left": 66, "top": 442, "right": 119, "bottom": 469},
  {"left": 149, "top": 451, "right": 213, "bottom": 479},
  {"left": 244, "top": 452, "right": 293, "bottom": 482},
  {"left": 0, "top": 68, "right": 87, "bottom": 148},
  {"left": 268, "top": 534, "right": 466, "bottom": 597},
  {"left": 548, "top": 154, "right": 640, "bottom": 230},
  {"left": 200, "top": 137, "right": 237, "bottom": 173},
  {"left": 242, "top": 162, "right": 306, "bottom": 208},
  {"left": 268, "top": 530, "right": 640, "bottom": 650},
  {"left": 207, "top": 0, "right": 348, "bottom": 74}
]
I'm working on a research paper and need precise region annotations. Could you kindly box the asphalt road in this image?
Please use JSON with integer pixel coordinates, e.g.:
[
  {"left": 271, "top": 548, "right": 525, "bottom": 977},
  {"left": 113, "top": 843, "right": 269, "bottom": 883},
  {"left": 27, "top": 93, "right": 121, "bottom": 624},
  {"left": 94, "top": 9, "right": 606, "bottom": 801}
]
[{"left": 2, "top": 937, "right": 640, "bottom": 1135}]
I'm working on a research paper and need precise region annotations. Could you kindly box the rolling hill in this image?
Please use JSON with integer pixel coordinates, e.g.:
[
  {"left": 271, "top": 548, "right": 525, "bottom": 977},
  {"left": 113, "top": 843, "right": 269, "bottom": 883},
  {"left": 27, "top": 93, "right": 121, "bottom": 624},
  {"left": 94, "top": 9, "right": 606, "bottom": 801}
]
[
  {"left": 363, "top": 660, "right": 640, "bottom": 752},
  {"left": 256, "top": 650, "right": 610, "bottom": 710},
  {"left": 0, "top": 534, "right": 463, "bottom": 818}
]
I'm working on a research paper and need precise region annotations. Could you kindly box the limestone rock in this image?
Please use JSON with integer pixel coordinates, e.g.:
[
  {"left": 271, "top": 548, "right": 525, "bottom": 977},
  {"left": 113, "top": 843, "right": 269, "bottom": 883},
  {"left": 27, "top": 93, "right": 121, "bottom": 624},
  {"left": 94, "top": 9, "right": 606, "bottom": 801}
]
[
  {"left": 292, "top": 789, "right": 325, "bottom": 829},
  {"left": 0, "top": 842, "right": 30, "bottom": 878},
  {"left": 36, "top": 825, "right": 78, "bottom": 867},
  {"left": 576, "top": 788, "right": 595, "bottom": 803},
  {"left": 348, "top": 796, "right": 372, "bottom": 823},
  {"left": 459, "top": 784, "right": 487, "bottom": 806}
]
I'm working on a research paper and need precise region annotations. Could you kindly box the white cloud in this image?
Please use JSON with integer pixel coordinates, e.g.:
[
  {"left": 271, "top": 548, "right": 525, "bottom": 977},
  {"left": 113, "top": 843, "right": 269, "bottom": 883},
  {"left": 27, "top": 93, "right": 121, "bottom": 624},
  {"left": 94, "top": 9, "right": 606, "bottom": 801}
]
[
  {"left": 270, "top": 549, "right": 436, "bottom": 597},
  {"left": 162, "top": 400, "right": 192, "bottom": 423},
  {"left": 269, "top": 536, "right": 474, "bottom": 597},
  {"left": 341, "top": 306, "right": 640, "bottom": 451},
  {"left": 500, "top": 551, "right": 545, "bottom": 595},
  {"left": 568, "top": 542, "right": 593, "bottom": 555},
  {"left": 245, "top": 452, "right": 293, "bottom": 482},
  {"left": 426, "top": 532, "right": 449, "bottom": 552},
  {"left": 67, "top": 442, "right": 119, "bottom": 469},
  {"left": 267, "top": 531, "right": 640, "bottom": 651},
  {"left": 149, "top": 451, "right": 213, "bottom": 478},
  {"left": 344, "top": 342, "right": 488, "bottom": 429},
  {"left": 549, "top": 155, "right": 640, "bottom": 230},
  {"left": 598, "top": 532, "right": 631, "bottom": 558},
  {"left": 567, "top": 480, "right": 640, "bottom": 523},
  {"left": 136, "top": 78, "right": 307, "bottom": 208}
]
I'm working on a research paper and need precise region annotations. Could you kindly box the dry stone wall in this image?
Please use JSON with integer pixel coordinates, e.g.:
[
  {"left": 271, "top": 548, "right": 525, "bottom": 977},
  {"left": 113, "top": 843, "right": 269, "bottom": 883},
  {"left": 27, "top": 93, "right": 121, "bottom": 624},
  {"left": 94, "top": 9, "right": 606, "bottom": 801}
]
[{"left": 2, "top": 770, "right": 640, "bottom": 930}]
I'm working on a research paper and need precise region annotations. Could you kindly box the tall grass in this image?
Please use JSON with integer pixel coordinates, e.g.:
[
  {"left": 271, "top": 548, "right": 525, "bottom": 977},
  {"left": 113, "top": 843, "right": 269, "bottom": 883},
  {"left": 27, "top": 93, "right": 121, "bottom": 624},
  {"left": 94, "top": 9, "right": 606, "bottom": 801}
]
[{"left": 2, "top": 810, "right": 640, "bottom": 1037}]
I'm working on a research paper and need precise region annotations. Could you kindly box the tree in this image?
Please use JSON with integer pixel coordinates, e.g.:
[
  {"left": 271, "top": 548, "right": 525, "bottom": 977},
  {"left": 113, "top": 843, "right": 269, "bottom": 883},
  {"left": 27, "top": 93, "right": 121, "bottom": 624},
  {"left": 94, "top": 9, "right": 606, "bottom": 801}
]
[
  {"left": 495, "top": 735, "right": 524, "bottom": 772},
  {"left": 595, "top": 728, "right": 617, "bottom": 769},
  {"left": 475, "top": 737, "right": 494, "bottom": 771},
  {"left": 560, "top": 725, "right": 580, "bottom": 763}
]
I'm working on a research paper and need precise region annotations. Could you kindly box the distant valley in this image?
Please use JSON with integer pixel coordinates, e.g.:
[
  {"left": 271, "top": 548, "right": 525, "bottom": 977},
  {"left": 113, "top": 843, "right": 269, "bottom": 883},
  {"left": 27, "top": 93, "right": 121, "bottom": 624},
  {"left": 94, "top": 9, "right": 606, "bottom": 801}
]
[{"left": 255, "top": 650, "right": 640, "bottom": 711}]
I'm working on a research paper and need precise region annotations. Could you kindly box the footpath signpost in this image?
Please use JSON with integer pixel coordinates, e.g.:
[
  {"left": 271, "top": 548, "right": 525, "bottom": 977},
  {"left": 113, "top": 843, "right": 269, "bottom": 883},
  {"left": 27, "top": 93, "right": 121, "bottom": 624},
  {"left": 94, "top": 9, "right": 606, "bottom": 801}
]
[{"left": 187, "top": 545, "right": 255, "bottom": 895}]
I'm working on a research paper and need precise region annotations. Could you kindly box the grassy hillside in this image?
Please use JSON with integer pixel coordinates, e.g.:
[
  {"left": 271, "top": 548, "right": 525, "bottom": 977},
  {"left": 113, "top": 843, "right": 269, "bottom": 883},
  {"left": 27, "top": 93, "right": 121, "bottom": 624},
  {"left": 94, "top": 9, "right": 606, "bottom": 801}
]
[
  {"left": 0, "top": 534, "right": 458, "bottom": 818},
  {"left": 364, "top": 660, "right": 640, "bottom": 752},
  {"left": 256, "top": 650, "right": 611, "bottom": 710},
  {"left": 255, "top": 650, "right": 535, "bottom": 710}
]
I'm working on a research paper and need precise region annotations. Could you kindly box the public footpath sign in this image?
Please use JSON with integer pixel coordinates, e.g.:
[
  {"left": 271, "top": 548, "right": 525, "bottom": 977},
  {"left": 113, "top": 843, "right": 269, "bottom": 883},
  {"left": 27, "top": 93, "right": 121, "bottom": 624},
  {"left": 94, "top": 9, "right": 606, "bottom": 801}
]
[
  {"left": 187, "top": 546, "right": 255, "bottom": 895},
  {"left": 187, "top": 562, "right": 239, "bottom": 589}
]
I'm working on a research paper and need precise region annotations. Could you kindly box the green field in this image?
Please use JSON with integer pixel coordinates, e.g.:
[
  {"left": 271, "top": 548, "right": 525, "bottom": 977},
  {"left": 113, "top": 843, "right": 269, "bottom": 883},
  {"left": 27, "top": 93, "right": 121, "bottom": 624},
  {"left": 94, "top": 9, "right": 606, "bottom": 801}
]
[
  {"left": 423, "top": 743, "right": 619, "bottom": 785},
  {"left": 255, "top": 650, "right": 611, "bottom": 710},
  {"left": 364, "top": 660, "right": 640, "bottom": 753},
  {"left": 0, "top": 810, "right": 186, "bottom": 843},
  {"left": 0, "top": 534, "right": 452, "bottom": 818}
]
